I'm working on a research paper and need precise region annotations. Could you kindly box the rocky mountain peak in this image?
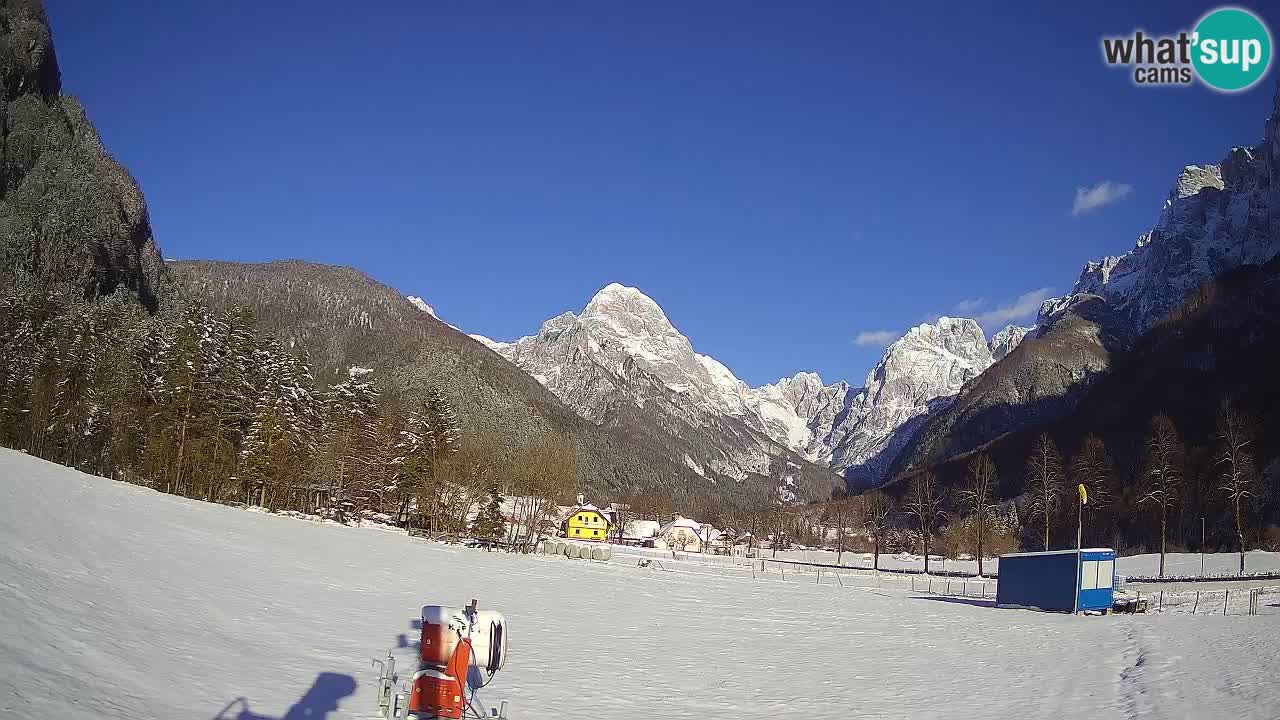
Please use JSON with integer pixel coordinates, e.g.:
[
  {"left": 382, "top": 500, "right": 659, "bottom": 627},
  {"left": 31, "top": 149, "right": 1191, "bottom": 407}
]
[
  {"left": 988, "top": 324, "right": 1031, "bottom": 361},
  {"left": 1039, "top": 76, "right": 1280, "bottom": 338},
  {"left": 1172, "top": 164, "right": 1224, "bottom": 200},
  {"left": 889, "top": 317, "right": 991, "bottom": 369},
  {"left": 0, "top": 0, "right": 165, "bottom": 310},
  {"left": 538, "top": 311, "right": 580, "bottom": 337},
  {"left": 579, "top": 282, "right": 684, "bottom": 348},
  {"left": 0, "top": 0, "right": 62, "bottom": 100}
]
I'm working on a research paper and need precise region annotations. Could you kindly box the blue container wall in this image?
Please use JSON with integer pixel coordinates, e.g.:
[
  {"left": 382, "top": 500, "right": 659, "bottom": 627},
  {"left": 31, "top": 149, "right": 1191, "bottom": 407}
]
[
  {"left": 996, "top": 553, "right": 1080, "bottom": 612},
  {"left": 1077, "top": 550, "right": 1116, "bottom": 612}
]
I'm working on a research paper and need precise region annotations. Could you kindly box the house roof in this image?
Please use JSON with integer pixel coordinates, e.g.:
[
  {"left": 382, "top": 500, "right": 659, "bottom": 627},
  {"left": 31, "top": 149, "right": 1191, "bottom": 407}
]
[
  {"left": 623, "top": 519, "right": 660, "bottom": 538},
  {"left": 658, "top": 516, "right": 701, "bottom": 534},
  {"left": 566, "top": 504, "right": 609, "bottom": 521}
]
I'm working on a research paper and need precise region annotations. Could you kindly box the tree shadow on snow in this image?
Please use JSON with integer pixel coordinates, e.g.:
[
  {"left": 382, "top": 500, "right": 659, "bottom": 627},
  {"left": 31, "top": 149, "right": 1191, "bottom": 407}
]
[
  {"left": 212, "top": 672, "right": 357, "bottom": 720},
  {"left": 911, "top": 595, "right": 1004, "bottom": 609}
]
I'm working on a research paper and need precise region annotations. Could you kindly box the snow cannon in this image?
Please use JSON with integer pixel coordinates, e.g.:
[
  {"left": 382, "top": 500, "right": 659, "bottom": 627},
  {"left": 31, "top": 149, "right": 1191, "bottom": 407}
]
[{"left": 406, "top": 599, "right": 508, "bottom": 719}]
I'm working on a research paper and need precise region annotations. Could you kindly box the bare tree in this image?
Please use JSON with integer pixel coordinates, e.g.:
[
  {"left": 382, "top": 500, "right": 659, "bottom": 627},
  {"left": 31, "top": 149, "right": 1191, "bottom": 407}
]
[
  {"left": 1025, "top": 433, "right": 1065, "bottom": 550},
  {"left": 959, "top": 454, "right": 998, "bottom": 576},
  {"left": 826, "top": 496, "right": 863, "bottom": 565},
  {"left": 903, "top": 472, "right": 946, "bottom": 574},
  {"left": 1139, "top": 413, "right": 1185, "bottom": 577},
  {"left": 506, "top": 434, "right": 577, "bottom": 552},
  {"left": 1215, "top": 401, "right": 1262, "bottom": 575},
  {"left": 862, "top": 490, "right": 892, "bottom": 571},
  {"left": 1069, "top": 434, "right": 1117, "bottom": 547},
  {"left": 667, "top": 529, "right": 689, "bottom": 558}
]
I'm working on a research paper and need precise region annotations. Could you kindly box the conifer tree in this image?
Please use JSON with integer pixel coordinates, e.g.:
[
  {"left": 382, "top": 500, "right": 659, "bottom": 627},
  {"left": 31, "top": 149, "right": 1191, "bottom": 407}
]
[{"left": 470, "top": 483, "right": 506, "bottom": 546}]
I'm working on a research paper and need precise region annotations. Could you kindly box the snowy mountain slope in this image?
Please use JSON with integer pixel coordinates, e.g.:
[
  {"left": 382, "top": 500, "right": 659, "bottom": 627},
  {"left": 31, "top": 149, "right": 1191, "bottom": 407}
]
[
  {"left": 478, "top": 283, "right": 1019, "bottom": 488},
  {"left": 485, "top": 283, "right": 842, "bottom": 490},
  {"left": 1040, "top": 85, "right": 1280, "bottom": 337},
  {"left": 829, "top": 317, "right": 996, "bottom": 486},
  {"left": 897, "top": 80, "right": 1280, "bottom": 477},
  {"left": 988, "top": 324, "right": 1031, "bottom": 361},
  {"left": 4, "top": 450, "right": 1278, "bottom": 720}
]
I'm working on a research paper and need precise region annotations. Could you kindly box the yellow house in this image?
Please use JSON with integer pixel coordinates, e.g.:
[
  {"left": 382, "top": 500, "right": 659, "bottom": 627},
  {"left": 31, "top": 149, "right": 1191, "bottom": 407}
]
[{"left": 564, "top": 504, "right": 610, "bottom": 542}]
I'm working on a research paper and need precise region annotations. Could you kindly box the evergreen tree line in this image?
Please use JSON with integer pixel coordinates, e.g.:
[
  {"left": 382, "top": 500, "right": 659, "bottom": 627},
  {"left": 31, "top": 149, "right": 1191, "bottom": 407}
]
[{"left": 0, "top": 290, "right": 576, "bottom": 541}]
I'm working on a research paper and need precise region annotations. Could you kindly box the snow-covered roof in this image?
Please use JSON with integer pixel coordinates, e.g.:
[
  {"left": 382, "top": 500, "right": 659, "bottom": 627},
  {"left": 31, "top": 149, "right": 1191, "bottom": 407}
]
[
  {"left": 658, "top": 515, "right": 701, "bottom": 534},
  {"left": 566, "top": 503, "right": 608, "bottom": 519},
  {"left": 623, "top": 519, "right": 660, "bottom": 539}
]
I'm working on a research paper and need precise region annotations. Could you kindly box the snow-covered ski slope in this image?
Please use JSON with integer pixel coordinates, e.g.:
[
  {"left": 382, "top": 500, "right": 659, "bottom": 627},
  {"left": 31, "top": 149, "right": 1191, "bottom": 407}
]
[{"left": 2, "top": 449, "right": 1277, "bottom": 720}]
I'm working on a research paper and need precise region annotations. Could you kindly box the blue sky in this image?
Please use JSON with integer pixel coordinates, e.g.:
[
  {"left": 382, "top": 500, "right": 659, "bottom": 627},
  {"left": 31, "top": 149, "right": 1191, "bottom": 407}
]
[{"left": 48, "top": 1, "right": 1276, "bottom": 387}]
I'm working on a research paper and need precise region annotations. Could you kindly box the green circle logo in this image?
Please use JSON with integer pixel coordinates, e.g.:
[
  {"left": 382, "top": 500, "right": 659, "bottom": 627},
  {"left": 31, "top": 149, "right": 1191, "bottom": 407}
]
[{"left": 1192, "top": 7, "right": 1272, "bottom": 92}]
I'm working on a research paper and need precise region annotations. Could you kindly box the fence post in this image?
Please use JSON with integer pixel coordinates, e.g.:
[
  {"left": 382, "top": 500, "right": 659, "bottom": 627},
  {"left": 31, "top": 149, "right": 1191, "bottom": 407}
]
[
  {"left": 1224, "top": 589, "right": 1229, "bottom": 616},
  {"left": 1193, "top": 591, "right": 1199, "bottom": 614},
  {"left": 816, "top": 569, "right": 821, "bottom": 585},
  {"left": 1159, "top": 591, "right": 1163, "bottom": 613}
]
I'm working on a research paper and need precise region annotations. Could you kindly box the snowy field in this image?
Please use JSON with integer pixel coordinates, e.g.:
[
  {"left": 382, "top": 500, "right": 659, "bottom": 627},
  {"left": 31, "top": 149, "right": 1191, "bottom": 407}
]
[{"left": 2, "top": 450, "right": 1279, "bottom": 720}]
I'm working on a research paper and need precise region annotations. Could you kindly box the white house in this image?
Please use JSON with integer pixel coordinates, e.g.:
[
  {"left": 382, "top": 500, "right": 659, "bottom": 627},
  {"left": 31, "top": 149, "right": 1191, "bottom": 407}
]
[
  {"left": 623, "top": 519, "right": 660, "bottom": 542},
  {"left": 658, "top": 516, "right": 703, "bottom": 552}
]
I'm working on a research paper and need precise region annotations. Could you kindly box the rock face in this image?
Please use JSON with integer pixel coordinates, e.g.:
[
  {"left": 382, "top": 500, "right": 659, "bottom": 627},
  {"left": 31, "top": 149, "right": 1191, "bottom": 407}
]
[
  {"left": 1041, "top": 84, "right": 1280, "bottom": 338},
  {"left": 0, "top": 0, "right": 165, "bottom": 309},
  {"left": 830, "top": 317, "right": 995, "bottom": 487},
  {"left": 493, "top": 283, "right": 837, "bottom": 485},
  {"left": 894, "top": 78, "right": 1280, "bottom": 477},
  {"left": 490, "top": 285, "right": 998, "bottom": 489},
  {"left": 988, "top": 325, "right": 1031, "bottom": 361}
]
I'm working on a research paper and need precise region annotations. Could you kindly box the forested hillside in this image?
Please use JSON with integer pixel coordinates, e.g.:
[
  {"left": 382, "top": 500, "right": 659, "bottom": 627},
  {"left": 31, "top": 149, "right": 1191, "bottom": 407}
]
[{"left": 870, "top": 259, "right": 1280, "bottom": 570}]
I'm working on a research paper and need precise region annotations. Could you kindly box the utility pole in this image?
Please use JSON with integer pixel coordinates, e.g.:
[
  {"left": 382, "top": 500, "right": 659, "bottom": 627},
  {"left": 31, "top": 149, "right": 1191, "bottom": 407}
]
[
  {"left": 1074, "top": 484, "right": 1087, "bottom": 615},
  {"left": 1201, "top": 516, "right": 1206, "bottom": 578},
  {"left": 1076, "top": 483, "right": 1087, "bottom": 552}
]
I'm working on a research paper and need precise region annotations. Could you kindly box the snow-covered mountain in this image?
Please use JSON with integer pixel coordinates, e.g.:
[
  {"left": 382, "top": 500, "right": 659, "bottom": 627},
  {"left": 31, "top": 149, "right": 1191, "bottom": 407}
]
[
  {"left": 490, "top": 283, "right": 815, "bottom": 482},
  {"left": 895, "top": 80, "right": 1280, "bottom": 479},
  {"left": 1040, "top": 86, "right": 1280, "bottom": 336},
  {"left": 824, "top": 317, "right": 1000, "bottom": 485},
  {"left": 988, "top": 324, "right": 1032, "bottom": 361},
  {"left": 473, "top": 284, "right": 1024, "bottom": 487}
]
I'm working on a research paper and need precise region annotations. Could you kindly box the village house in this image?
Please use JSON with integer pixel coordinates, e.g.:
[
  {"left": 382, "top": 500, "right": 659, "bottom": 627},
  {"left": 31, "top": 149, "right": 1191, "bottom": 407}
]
[{"left": 562, "top": 502, "right": 610, "bottom": 542}]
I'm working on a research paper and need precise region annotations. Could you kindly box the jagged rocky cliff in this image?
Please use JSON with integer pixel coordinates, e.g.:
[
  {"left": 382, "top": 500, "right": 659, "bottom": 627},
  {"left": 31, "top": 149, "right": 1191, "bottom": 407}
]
[
  {"left": 0, "top": 0, "right": 165, "bottom": 309},
  {"left": 894, "top": 79, "right": 1280, "bottom": 476},
  {"left": 482, "top": 283, "right": 1028, "bottom": 489}
]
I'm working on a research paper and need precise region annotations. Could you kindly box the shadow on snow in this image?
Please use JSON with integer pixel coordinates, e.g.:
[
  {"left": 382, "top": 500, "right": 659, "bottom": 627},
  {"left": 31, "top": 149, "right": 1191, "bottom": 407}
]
[{"left": 212, "top": 672, "right": 357, "bottom": 720}]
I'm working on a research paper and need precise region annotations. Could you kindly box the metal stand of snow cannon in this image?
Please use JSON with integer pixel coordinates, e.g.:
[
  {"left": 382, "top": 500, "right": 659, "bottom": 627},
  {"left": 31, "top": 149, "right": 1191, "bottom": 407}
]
[
  {"left": 373, "top": 652, "right": 412, "bottom": 719},
  {"left": 377, "top": 598, "right": 508, "bottom": 719}
]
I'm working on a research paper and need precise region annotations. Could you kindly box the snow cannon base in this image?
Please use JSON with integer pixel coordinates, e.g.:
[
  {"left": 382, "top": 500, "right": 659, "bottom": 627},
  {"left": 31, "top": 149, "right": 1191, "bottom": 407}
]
[{"left": 410, "top": 663, "right": 469, "bottom": 719}]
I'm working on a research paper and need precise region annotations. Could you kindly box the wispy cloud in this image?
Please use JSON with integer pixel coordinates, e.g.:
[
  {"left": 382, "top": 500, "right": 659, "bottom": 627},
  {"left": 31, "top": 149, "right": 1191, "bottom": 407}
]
[
  {"left": 972, "top": 287, "right": 1054, "bottom": 332},
  {"left": 951, "top": 297, "right": 987, "bottom": 314},
  {"left": 1072, "top": 181, "right": 1133, "bottom": 216},
  {"left": 853, "top": 330, "right": 898, "bottom": 347}
]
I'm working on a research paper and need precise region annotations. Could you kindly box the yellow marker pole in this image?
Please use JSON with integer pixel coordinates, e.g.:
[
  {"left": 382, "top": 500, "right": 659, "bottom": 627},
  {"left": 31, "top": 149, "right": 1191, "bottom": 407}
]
[
  {"left": 1074, "top": 484, "right": 1087, "bottom": 615},
  {"left": 1077, "top": 484, "right": 1087, "bottom": 552}
]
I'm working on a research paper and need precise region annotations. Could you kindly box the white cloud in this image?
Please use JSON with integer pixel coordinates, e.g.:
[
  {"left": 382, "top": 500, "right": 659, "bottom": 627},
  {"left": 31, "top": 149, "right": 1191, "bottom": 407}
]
[
  {"left": 951, "top": 297, "right": 987, "bottom": 314},
  {"left": 973, "top": 287, "right": 1054, "bottom": 332},
  {"left": 1072, "top": 181, "right": 1133, "bottom": 216},
  {"left": 853, "top": 330, "right": 898, "bottom": 347}
]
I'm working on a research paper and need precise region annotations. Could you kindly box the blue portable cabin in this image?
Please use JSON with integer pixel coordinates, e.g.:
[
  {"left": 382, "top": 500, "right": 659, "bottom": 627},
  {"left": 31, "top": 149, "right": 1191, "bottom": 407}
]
[{"left": 996, "top": 548, "right": 1116, "bottom": 613}]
